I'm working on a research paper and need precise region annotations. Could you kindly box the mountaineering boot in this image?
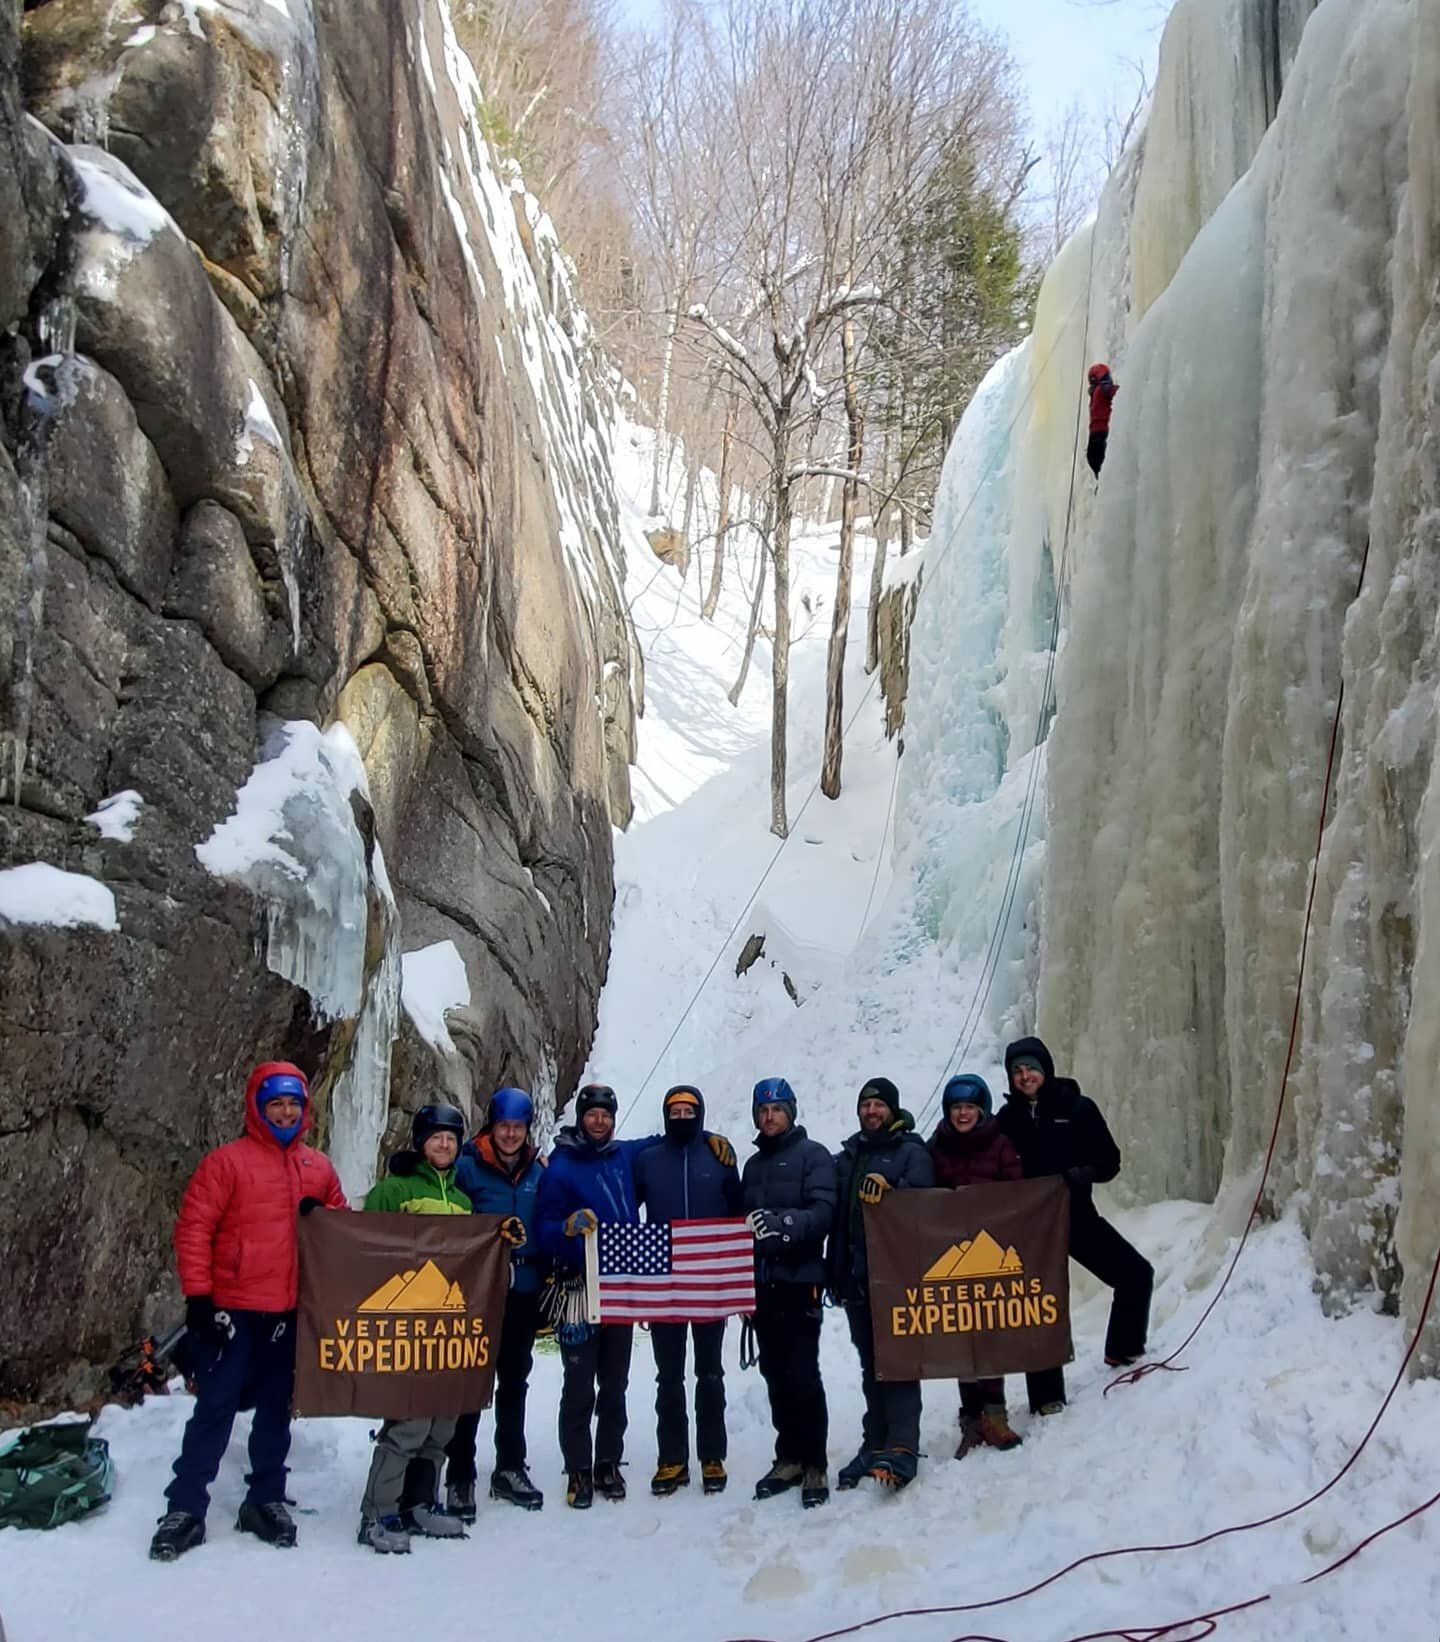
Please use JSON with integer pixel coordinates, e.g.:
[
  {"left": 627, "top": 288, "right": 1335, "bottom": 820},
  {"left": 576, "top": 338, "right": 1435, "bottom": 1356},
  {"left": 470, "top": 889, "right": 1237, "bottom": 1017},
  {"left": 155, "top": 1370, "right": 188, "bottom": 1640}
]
[
  {"left": 866, "top": 1449, "right": 917, "bottom": 1491},
  {"left": 753, "top": 1460, "right": 804, "bottom": 1500},
  {"left": 358, "top": 1514, "right": 411, "bottom": 1554},
  {"left": 800, "top": 1466, "right": 829, "bottom": 1508},
  {"left": 446, "top": 1479, "right": 477, "bottom": 1524},
  {"left": 836, "top": 1449, "right": 872, "bottom": 1490},
  {"left": 236, "top": 1500, "right": 297, "bottom": 1547},
  {"left": 490, "top": 1467, "right": 544, "bottom": 1511},
  {"left": 149, "top": 1510, "right": 205, "bottom": 1561},
  {"left": 595, "top": 1460, "right": 627, "bottom": 1501},
  {"left": 1035, "top": 1401, "right": 1066, "bottom": 1417},
  {"left": 405, "top": 1502, "right": 467, "bottom": 1538},
  {"left": 1105, "top": 1353, "right": 1140, "bottom": 1369},
  {"left": 651, "top": 1462, "right": 690, "bottom": 1497},
  {"left": 977, "top": 1406, "right": 1023, "bottom": 1450},
  {"left": 567, "top": 1468, "right": 594, "bottom": 1509},
  {"left": 701, "top": 1461, "right": 727, "bottom": 1495}
]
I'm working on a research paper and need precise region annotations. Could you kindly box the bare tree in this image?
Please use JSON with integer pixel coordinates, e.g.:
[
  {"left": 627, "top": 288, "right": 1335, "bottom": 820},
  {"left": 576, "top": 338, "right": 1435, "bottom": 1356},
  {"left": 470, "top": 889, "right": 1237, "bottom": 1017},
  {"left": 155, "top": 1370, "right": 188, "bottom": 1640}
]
[{"left": 821, "top": 319, "right": 865, "bottom": 797}]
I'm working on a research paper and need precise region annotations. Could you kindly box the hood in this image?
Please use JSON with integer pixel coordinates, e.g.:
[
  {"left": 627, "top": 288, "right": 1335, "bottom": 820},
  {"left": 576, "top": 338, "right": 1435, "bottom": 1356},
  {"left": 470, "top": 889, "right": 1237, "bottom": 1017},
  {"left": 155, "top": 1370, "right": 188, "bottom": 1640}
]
[
  {"left": 243, "top": 1060, "right": 312, "bottom": 1147},
  {"left": 474, "top": 1132, "right": 537, "bottom": 1177},
  {"left": 663, "top": 1082, "right": 706, "bottom": 1143},
  {"left": 1003, "top": 1036, "right": 1056, "bottom": 1090},
  {"left": 555, "top": 1124, "right": 619, "bottom": 1160}
]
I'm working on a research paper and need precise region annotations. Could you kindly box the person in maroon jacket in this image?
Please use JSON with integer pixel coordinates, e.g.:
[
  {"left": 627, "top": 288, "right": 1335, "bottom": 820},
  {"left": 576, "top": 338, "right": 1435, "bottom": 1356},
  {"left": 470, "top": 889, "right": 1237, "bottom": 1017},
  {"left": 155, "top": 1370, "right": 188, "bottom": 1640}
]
[
  {"left": 929, "top": 1074, "right": 1045, "bottom": 1457},
  {"left": 150, "top": 1061, "right": 348, "bottom": 1563},
  {"left": 1086, "top": 363, "right": 1118, "bottom": 477}
]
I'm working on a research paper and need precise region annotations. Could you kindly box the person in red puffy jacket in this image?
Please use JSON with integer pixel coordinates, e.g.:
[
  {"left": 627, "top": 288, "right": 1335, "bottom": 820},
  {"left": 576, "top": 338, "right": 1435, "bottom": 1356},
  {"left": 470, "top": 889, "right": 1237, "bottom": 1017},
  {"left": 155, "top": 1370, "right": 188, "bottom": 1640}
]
[
  {"left": 149, "top": 1062, "right": 347, "bottom": 1564},
  {"left": 1086, "top": 363, "right": 1117, "bottom": 478}
]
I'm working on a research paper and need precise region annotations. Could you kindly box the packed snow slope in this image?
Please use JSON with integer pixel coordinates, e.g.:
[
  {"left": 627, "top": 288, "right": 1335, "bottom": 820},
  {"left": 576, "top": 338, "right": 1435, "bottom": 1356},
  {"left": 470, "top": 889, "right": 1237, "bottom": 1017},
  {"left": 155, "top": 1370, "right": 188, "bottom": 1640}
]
[{"left": 890, "top": 0, "right": 1440, "bottom": 1370}]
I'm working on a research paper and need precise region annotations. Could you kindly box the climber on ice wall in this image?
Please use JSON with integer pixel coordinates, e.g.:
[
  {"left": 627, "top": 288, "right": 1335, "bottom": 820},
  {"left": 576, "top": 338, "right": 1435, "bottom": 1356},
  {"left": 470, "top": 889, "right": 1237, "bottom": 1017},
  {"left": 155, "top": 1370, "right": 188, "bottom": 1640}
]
[{"left": 1086, "top": 363, "right": 1117, "bottom": 477}]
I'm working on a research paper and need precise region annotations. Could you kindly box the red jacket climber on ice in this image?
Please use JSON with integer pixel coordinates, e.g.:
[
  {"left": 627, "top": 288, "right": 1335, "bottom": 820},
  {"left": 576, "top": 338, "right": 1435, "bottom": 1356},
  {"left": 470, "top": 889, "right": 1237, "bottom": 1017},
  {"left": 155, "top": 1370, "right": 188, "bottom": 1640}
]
[{"left": 1086, "top": 363, "right": 1117, "bottom": 478}]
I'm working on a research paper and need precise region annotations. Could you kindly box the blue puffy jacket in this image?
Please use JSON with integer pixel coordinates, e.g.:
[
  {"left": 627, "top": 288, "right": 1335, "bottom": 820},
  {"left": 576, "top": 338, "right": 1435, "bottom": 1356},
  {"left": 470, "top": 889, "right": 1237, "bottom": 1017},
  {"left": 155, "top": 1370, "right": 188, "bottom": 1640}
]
[
  {"left": 635, "top": 1095, "right": 741, "bottom": 1222},
  {"left": 535, "top": 1128, "right": 660, "bottom": 1273},
  {"left": 454, "top": 1135, "right": 546, "bottom": 1293}
]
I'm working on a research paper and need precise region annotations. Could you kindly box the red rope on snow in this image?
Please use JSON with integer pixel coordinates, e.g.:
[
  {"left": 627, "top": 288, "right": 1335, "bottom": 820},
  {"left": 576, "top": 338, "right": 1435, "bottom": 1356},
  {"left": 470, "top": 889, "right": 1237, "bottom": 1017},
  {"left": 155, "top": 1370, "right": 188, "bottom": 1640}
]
[{"left": 1106, "top": 535, "right": 1372, "bottom": 1395}]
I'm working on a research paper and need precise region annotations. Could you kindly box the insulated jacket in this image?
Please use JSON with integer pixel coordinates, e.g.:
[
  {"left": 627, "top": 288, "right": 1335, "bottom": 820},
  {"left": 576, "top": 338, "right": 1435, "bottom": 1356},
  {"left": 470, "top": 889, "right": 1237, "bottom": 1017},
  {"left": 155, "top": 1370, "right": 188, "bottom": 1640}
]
[
  {"left": 740, "top": 1125, "right": 837, "bottom": 1287},
  {"left": 929, "top": 1117, "right": 1024, "bottom": 1189},
  {"left": 174, "top": 1061, "right": 348, "bottom": 1311},
  {"left": 535, "top": 1127, "right": 660, "bottom": 1273},
  {"left": 455, "top": 1135, "right": 545, "bottom": 1292},
  {"left": 364, "top": 1158, "right": 471, "bottom": 1215},
  {"left": 1088, "top": 374, "right": 1117, "bottom": 435},
  {"left": 830, "top": 1119, "right": 934, "bottom": 1302},
  {"left": 634, "top": 1091, "right": 742, "bottom": 1222},
  {"left": 997, "top": 1036, "right": 1121, "bottom": 1215}
]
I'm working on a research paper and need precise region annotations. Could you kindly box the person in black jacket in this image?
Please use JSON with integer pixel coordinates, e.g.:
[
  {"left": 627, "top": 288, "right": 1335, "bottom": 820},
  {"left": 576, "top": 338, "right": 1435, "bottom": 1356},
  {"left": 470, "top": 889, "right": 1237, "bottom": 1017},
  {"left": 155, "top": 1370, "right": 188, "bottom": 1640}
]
[
  {"left": 997, "top": 1036, "right": 1153, "bottom": 1411},
  {"left": 634, "top": 1084, "right": 741, "bottom": 1499},
  {"left": 741, "top": 1077, "right": 837, "bottom": 1509},
  {"left": 830, "top": 1078, "right": 934, "bottom": 1492}
]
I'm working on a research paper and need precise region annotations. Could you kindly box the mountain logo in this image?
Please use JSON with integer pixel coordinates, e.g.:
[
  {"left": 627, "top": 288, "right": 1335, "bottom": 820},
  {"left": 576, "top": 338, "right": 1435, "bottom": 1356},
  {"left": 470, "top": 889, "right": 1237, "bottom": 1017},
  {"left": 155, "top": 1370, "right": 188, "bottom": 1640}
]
[
  {"left": 922, "top": 1230, "right": 1024, "bottom": 1281},
  {"left": 357, "top": 1258, "right": 466, "bottom": 1312}
]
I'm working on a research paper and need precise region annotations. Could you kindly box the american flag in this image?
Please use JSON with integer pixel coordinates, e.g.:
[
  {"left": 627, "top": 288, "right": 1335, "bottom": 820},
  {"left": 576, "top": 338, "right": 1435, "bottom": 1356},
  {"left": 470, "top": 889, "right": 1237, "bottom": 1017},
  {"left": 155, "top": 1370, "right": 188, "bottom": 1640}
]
[{"left": 585, "top": 1218, "right": 756, "bottom": 1324}]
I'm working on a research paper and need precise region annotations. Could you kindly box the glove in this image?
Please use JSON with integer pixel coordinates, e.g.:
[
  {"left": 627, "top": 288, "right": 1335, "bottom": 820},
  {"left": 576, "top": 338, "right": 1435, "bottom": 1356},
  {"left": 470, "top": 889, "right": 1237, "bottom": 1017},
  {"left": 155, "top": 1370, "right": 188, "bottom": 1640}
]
[
  {"left": 857, "top": 1173, "right": 891, "bottom": 1206},
  {"left": 564, "top": 1208, "right": 598, "bottom": 1238},
  {"left": 747, "top": 1208, "right": 783, "bottom": 1241},
  {"left": 185, "top": 1295, "right": 235, "bottom": 1349},
  {"left": 1063, "top": 1166, "right": 1096, "bottom": 1188},
  {"left": 707, "top": 1134, "right": 737, "bottom": 1169},
  {"left": 298, "top": 1196, "right": 324, "bottom": 1216},
  {"left": 387, "top": 1150, "right": 418, "bottom": 1178},
  {"left": 498, "top": 1215, "right": 526, "bottom": 1247}
]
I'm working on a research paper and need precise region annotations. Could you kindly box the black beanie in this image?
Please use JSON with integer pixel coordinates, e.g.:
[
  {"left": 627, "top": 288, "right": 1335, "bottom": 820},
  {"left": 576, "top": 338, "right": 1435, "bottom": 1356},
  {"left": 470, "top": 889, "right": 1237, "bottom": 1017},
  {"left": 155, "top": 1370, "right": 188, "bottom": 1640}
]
[{"left": 857, "top": 1077, "right": 901, "bottom": 1119}]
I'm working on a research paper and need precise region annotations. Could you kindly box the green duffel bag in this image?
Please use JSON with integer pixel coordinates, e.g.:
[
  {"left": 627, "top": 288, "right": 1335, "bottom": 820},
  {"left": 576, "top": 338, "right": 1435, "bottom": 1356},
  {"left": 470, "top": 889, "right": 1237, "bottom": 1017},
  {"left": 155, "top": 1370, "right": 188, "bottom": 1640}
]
[{"left": 0, "top": 1421, "right": 113, "bottom": 1530}]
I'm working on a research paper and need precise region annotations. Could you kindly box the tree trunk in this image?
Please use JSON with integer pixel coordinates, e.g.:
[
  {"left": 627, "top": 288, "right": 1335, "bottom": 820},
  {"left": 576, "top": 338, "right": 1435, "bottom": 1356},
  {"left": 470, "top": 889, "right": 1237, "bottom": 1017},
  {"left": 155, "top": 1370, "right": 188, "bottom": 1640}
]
[
  {"left": 769, "top": 435, "right": 794, "bottom": 838},
  {"left": 865, "top": 433, "right": 892, "bottom": 675},
  {"left": 649, "top": 299, "right": 679, "bottom": 518},
  {"left": 728, "top": 505, "right": 769, "bottom": 707},
  {"left": 703, "top": 393, "right": 736, "bottom": 620},
  {"left": 822, "top": 322, "right": 863, "bottom": 799}
]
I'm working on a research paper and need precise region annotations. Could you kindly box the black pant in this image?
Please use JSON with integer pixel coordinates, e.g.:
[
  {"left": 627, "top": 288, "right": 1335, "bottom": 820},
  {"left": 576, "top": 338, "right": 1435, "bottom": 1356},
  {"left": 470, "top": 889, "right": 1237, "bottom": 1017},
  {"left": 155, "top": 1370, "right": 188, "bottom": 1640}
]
[
  {"left": 1072, "top": 1210, "right": 1153, "bottom": 1361},
  {"left": 558, "top": 1323, "right": 633, "bottom": 1472},
  {"left": 1086, "top": 430, "right": 1108, "bottom": 477},
  {"left": 959, "top": 1372, "right": 1064, "bottom": 1417},
  {"left": 845, "top": 1301, "right": 920, "bottom": 1454},
  {"left": 166, "top": 1311, "right": 295, "bottom": 1519},
  {"left": 652, "top": 1319, "right": 727, "bottom": 1464},
  {"left": 445, "top": 1288, "right": 542, "bottom": 1482},
  {"left": 753, "top": 1283, "right": 828, "bottom": 1469}
]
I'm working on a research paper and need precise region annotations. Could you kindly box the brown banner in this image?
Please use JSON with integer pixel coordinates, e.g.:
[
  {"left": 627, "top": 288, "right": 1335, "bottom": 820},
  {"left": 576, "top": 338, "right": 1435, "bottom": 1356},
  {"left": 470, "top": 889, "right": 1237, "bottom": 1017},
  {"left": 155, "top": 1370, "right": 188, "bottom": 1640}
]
[
  {"left": 866, "top": 1178, "right": 1073, "bottom": 1380},
  {"left": 294, "top": 1211, "right": 510, "bottom": 1419}
]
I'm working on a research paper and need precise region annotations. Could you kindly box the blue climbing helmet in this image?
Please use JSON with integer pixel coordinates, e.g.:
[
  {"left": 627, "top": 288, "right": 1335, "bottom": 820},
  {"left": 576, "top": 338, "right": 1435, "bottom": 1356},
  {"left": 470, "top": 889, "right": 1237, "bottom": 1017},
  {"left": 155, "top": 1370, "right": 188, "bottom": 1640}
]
[
  {"left": 488, "top": 1086, "right": 534, "bottom": 1128},
  {"left": 752, "top": 1076, "right": 797, "bottom": 1120},
  {"left": 942, "top": 1073, "right": 993, "bottom": 1117}
]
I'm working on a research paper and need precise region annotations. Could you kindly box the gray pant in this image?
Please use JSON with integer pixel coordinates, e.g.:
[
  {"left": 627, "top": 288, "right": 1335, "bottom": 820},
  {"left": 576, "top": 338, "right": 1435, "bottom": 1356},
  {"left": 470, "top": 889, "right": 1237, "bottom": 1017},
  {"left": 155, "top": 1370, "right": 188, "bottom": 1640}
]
[{"left": 361, "top": 1416, "right": 457, "bottom": 1521}]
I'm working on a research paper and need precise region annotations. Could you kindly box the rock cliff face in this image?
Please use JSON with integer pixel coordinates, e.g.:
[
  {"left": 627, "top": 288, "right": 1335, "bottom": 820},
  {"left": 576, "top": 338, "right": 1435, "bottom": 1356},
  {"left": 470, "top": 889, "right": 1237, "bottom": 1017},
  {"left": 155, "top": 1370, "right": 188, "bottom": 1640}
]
[{"left": 0, "top": 0, "right": 638, "bottom": 1403}]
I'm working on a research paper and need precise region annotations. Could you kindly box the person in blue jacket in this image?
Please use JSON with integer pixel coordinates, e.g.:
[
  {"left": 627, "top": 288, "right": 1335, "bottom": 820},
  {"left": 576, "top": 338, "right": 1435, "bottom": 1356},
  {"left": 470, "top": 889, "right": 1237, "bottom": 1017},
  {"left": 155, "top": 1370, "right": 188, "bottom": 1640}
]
[
  {"left": 634, "top": 1085, "right": 741, "bottom": 1498},
  {"left": 443, "top": 1087, "right": 547, "bottom": 1516}
]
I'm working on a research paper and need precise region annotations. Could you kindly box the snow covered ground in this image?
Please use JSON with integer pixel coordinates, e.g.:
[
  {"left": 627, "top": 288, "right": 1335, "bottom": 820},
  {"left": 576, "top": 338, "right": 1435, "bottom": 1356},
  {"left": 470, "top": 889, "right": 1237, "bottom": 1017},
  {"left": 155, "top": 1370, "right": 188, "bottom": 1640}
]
[
  {"left": 6, "top": 1202, "right": 1440, "bottom": 1642},
  {"left": 7, "top": 408, "right": 1440, "bottom": 1638}
]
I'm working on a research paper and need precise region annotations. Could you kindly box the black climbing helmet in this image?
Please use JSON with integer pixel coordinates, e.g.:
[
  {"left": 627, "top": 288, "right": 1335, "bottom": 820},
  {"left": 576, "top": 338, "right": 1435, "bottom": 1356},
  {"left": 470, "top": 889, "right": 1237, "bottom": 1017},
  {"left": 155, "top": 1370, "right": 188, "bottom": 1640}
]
[{"left": 412, "top": 1103, "right": 467, "bottom": 1150}]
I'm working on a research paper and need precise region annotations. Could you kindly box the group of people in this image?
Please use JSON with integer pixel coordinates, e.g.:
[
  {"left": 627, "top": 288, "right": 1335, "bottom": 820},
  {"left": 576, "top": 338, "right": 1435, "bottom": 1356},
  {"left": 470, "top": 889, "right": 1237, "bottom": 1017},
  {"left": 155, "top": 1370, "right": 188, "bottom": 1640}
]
[{"left": 148, "top": 1037, "right": 1153, "bottom": 1561}]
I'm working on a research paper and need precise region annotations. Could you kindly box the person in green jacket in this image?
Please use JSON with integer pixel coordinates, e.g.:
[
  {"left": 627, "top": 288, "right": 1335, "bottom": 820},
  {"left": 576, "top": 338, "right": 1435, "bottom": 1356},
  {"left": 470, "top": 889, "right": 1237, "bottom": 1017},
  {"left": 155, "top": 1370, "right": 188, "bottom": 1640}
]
[{"left": 356, "top": 1103, "right": 521, "bottom": 1553}]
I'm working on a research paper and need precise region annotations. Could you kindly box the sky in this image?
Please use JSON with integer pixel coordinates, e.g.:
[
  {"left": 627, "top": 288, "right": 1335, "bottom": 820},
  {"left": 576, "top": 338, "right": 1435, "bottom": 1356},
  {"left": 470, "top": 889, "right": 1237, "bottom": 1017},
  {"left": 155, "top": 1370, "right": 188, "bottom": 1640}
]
[{"left": 617, "top": 0, "right": 1172, "bottom": 147}]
